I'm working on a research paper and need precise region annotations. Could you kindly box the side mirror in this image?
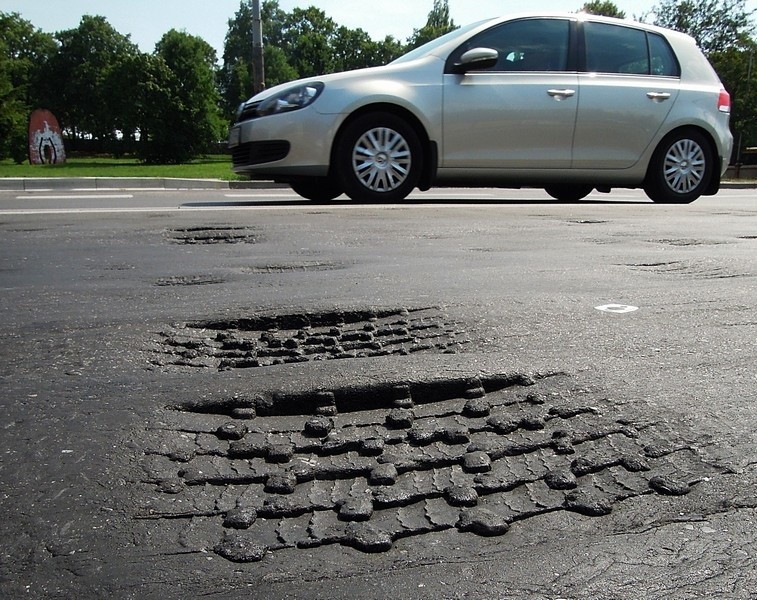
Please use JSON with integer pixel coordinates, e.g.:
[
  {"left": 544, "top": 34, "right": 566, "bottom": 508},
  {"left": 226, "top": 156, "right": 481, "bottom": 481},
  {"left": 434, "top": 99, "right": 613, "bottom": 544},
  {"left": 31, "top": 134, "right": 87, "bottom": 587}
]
[{"left": 452, "top": 47, "right": 499, "bottom": 73}]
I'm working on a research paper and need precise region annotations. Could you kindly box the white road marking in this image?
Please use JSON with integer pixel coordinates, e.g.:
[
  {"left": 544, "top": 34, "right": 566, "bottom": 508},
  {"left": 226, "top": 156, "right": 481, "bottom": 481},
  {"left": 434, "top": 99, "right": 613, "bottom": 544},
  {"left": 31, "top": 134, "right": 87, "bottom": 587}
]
[
  {"left": 595, "top": 304, "right": 639, "bottom": 314},
  {"left": 14, "top": 194, "right": 134, "bottom": 200}
]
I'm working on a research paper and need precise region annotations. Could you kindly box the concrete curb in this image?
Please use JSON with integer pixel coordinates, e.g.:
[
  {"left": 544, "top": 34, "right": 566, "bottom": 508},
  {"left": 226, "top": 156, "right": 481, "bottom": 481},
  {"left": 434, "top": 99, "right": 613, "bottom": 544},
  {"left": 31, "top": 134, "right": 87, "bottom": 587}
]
[{"left": 0, "top": 177, "right": 287, "bottom": 191}]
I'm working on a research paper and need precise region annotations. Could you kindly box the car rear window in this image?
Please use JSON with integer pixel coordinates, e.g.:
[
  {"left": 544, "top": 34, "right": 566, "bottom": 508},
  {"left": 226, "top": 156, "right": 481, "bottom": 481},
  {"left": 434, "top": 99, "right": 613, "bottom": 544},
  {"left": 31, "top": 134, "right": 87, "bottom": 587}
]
[{"left": 585, "top": 22, "right": 680, "bottom": 77}]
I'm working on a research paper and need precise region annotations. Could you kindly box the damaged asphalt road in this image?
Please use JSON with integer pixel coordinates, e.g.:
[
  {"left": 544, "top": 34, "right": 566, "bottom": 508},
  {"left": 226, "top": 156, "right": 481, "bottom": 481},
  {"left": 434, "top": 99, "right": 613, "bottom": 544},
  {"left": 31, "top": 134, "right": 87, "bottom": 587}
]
[{"left": 0, "top": 189, "right": 755, "bottom": 599}]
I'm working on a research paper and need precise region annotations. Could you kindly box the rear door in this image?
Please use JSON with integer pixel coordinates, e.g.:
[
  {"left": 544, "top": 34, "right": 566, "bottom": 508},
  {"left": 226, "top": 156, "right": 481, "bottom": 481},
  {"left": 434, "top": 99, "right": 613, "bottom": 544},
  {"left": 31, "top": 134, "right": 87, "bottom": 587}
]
[
  {"left": 442, "top": 18, "right": 578, "bottom": 169},
  {"left": 572, "top": 22, "right": 681, "bottom": 169}
]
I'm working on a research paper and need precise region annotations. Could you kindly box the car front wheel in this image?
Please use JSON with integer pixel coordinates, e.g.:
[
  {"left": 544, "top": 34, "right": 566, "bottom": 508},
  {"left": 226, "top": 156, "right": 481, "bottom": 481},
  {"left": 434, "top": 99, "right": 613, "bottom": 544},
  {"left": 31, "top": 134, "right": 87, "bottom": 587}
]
[
  {"left": 335, "top": 112, "right": 422, "bottom": 202},
  {"left": 290, "top": 177, "right": 342, "bottom": 201},
  {"left": 544, "top": 185, "right": 593, "bottom": 202},
  {"left": 644, "top": 130, "right": 713, "bottom": 204}
]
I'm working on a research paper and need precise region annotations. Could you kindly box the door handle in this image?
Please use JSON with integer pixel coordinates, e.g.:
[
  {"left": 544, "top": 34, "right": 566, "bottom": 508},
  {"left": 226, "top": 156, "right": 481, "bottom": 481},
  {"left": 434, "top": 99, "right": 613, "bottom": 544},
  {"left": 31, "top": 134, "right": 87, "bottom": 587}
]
[
  {"left": 547, "top": 89, "right": 576, "bottom": 100},
  {"left": 647, "top": 92, "right": 672, "bottom": 102}
]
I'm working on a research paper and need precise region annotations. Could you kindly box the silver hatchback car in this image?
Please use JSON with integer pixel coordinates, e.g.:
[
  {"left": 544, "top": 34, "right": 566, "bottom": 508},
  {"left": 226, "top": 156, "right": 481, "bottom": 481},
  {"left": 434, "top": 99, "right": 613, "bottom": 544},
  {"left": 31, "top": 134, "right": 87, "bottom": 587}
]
[{"left": 230, "top": 12, "right": 733, "bottom": 204}]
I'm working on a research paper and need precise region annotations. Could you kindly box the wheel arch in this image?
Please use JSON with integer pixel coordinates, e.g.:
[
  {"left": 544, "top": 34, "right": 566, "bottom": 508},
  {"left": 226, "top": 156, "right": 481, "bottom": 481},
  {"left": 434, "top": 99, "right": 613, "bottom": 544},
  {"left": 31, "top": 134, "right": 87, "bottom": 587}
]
[{"left": 329, "top": 103, "right": 437, "bottom": 191}]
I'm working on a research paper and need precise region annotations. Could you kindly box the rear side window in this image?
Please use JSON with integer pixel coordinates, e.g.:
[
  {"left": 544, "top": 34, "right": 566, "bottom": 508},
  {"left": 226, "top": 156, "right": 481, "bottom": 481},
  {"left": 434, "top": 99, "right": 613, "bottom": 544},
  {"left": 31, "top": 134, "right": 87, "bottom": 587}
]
[
  {"left": 447, "top": 19, "right": 571, "bottom": 72},
  {"left": 584, "top": 22, "right": 680, "bottom": 77},
  {"left": 648, "top": 33, "right": 680, "bottom": 76}
]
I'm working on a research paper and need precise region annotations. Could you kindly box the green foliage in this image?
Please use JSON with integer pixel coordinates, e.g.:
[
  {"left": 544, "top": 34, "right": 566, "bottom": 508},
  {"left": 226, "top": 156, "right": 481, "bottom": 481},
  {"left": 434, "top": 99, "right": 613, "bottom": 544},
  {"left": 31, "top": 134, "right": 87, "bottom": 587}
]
[
  {"left": 579, "top": 1, "right": 627, "bottom": 18},
  {"left": 649, "top": 0, "right": 754, "bottom": 54},
  {"left": 144, "top": 30, "right": 225, "bottom": 164},
  {"left": 709, "top": 42, "right": 757, "bottom": 154},
  {"left": 220, "top": 1, "right": 406, "bottom": 118},
  {"left": 648, "top": 0, "right": 757, "bottom": 153},
  {"left": 0, "top": 12, "right": 57, "bottom": 162},
  {"left": 42, "top": 16, "right": 139, "bottom": 142},
  {"left": 408, "top": 0, "right": 457, "bottom": 50}
]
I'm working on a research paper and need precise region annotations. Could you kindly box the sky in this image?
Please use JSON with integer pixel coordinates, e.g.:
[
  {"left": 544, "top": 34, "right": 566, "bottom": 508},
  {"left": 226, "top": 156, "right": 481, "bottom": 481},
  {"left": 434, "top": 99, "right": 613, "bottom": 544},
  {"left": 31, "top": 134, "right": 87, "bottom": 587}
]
[
  {"left": 2, "top": 0, "right": 663, "bottom": 56},
  {"left": 2, "top": 0, "right": 755, "bottom": 59}
]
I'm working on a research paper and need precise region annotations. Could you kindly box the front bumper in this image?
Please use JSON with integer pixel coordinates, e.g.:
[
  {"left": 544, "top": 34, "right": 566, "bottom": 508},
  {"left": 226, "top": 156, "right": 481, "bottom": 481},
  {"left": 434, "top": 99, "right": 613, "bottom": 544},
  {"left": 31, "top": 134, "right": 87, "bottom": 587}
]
[{"left": 228, "top": 108, "right": 340, "bottom": 178}]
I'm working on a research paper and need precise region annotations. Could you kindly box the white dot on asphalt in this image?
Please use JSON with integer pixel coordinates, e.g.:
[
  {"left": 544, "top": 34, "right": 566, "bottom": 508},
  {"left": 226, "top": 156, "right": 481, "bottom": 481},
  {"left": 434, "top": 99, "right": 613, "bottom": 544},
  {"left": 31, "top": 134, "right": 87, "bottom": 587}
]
[{"left": 595, "top": 304, "right": 639, "bottom": 314}]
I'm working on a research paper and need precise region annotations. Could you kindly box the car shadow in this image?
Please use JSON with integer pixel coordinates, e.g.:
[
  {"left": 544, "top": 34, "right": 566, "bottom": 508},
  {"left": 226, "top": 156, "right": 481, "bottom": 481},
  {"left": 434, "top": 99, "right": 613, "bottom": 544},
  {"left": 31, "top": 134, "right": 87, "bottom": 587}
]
[{"left": 181, "top": 197, "right": 653, "bottom": 208}]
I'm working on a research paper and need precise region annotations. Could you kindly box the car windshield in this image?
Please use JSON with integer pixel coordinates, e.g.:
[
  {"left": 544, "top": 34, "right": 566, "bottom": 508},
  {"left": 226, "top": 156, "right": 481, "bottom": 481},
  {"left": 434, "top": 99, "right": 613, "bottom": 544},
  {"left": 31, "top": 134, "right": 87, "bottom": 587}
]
[{"left": 390, "top": 19, "right": 492, "bottom": 64}]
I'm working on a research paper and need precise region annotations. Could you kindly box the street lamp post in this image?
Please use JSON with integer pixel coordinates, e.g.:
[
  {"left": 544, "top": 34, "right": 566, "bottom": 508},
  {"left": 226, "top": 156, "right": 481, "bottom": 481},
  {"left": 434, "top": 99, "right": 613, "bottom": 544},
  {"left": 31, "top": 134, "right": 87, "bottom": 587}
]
[{"left": 252, "top": 0, "right": 265, "bottom": 95}]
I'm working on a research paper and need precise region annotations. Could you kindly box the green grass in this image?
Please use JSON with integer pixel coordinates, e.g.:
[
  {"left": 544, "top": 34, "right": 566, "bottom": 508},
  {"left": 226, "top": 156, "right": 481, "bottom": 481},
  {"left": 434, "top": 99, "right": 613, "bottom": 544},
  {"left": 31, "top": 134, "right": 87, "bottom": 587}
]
[{"left": 0, "top": 155, "right": 246, "bottom": 180}]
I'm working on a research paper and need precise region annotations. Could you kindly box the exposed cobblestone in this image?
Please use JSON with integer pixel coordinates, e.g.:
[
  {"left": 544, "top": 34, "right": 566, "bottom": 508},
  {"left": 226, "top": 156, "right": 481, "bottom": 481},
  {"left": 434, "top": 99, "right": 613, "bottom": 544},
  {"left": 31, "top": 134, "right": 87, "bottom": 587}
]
[
  {"left": 148, "top": 308, "right": 468, "bottom": 370},
  {"left": 139, "top": 373, "right": 726, "bottom": 562}
]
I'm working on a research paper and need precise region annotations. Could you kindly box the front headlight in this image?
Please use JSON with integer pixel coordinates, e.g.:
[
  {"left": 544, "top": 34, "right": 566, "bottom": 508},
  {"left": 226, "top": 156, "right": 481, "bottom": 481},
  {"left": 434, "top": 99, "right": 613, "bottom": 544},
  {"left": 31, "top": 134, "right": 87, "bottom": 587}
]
[{"left": 257, "top": 82, "right": 324, "bottom": 117}]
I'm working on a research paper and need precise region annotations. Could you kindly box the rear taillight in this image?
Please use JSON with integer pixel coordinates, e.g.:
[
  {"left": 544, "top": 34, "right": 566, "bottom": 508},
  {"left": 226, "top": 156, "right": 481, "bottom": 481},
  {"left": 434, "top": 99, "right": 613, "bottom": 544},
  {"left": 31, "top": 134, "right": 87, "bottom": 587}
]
[{"left": 718, "top": 89, "right": 731, "bottom": 114}]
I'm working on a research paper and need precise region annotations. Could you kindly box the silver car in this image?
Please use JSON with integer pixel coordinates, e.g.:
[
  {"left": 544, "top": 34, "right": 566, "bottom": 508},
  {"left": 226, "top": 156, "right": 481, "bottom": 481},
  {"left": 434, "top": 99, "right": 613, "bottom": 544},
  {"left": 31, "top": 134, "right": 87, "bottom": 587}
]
[{"left": 229, "top": 12, "right": 732, "bottom": 204}]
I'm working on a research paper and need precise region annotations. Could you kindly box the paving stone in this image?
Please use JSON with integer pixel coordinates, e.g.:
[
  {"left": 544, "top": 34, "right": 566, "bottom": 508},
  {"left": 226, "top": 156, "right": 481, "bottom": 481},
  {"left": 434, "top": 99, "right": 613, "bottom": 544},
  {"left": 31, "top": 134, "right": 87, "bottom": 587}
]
[
  {"left": 214, "top": 532, "right": 267, "bottom": 562},
  {"left": 370, "top": 463, "right": 398, "bottom": 486},
  {"left": 649, "top": 474, "right": 691, "bottom": 496},
  {"left": 462, "top": 450, "right": 492, "bottom": 474},
  {"left": 457, "top": 507, "right": 510, "bottom": 537},
  {"left": 445, "top": 485, "right": 479, "bottom": 507},
  {"left": 223, "top": 506, "right": 257, "bottom": 529},
  {"left": 344, "top": 522, "right": 393, "bottom": 553}
]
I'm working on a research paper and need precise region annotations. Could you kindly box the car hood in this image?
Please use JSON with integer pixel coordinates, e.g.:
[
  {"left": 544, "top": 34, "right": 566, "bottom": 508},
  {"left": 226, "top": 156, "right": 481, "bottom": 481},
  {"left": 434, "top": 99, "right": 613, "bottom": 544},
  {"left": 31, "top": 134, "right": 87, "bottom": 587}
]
[{"left": 245, "top": 55, "right": 442, "bottom": 104}]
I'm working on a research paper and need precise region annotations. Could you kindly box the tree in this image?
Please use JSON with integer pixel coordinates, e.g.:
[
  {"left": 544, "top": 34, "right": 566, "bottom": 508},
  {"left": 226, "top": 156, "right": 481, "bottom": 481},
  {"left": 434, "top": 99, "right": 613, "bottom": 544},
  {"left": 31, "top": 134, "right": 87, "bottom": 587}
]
[
  {"left": 143, "top": 30, "right": 225, "bottom": 163},
  {"left": 579, "top": 1, "right": 627, "bottom": 18},
  {"left": 648, "top": 1, "right": 756, "bottom": 157},
  {"left": 709, "top": 43, "right": 757, "bottom": 158},
  {"left": 648, "top": 0, "right": 754, "bottom": 54},
  {"left": 408, "top": 0, "right": 457, "bottom": 49},
  {"left": 221, "top": 0, "right": 406, "bottom": 119},
  {"left": 0, "top": 12, "right": 57, "bottom": 162},
  {"left": 103, "top": 52, "right": 174, "bottom": 157},
  {"left": 42, "top": 16, "right": 139, "bottom": 145}
]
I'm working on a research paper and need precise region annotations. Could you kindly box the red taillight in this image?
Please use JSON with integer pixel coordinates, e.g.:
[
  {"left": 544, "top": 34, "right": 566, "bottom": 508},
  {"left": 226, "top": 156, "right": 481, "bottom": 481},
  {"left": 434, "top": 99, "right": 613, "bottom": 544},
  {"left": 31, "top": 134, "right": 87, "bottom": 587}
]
[{"left": 718, "top": 89, "right": 731, "bottom": 114}]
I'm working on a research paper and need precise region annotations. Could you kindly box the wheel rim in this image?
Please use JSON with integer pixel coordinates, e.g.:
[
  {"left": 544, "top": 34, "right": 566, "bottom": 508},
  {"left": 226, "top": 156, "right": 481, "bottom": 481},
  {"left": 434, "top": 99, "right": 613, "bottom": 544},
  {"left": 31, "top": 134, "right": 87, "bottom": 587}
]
[
  {"left": 663, "top": 138, "right": 705, "bottom": 194},
  {"left": 351, "top": 127, "right": 411, "bottom": 192}
]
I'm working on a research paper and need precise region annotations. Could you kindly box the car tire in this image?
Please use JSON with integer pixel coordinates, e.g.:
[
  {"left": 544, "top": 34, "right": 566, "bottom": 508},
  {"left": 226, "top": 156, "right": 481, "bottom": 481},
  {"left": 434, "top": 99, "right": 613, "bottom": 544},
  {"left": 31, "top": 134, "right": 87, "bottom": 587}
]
[
  {"left": 335, "top": 112, "right": 422, "bottom": 202},
  {"left": 290, "top": 178, "right": 342, "bottom": 201},
  {"left": 643, "top": 129, "right": 713, "bottom": 204},
  {"left": 544, "top": 185, "right": 593, "bottom": 202}
]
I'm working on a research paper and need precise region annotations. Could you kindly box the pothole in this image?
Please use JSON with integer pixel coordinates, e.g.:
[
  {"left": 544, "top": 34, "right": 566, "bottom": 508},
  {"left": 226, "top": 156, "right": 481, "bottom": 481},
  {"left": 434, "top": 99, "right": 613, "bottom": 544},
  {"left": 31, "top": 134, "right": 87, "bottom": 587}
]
[
  {"left": 148, "top": 307, "right": 467, "bottom": 370},
  {"left": 138, "top": 373, "right": 727, "bottom": 562},
  {"left": 624, "top": 261, "right": 751, "bottom": 279},
  {"left": 239, "top": 262, "right": 343, "bottom": 274},
  {"left": 155, "top": 275, "right": 226, "bottom": 287},
  {"left": 647, "top": 238, "right": 729, "bottom": 247},
  {"left": 166, "top": 226, "right": 260, "bottom": 245}
]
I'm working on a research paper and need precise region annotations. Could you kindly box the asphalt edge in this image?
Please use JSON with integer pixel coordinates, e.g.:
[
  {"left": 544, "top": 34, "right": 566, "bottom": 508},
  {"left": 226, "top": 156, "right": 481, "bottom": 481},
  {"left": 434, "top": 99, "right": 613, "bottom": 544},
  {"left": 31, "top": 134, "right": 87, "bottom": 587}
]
[{"left": 0, "top": 177, "right": 754, "bottom": 192}]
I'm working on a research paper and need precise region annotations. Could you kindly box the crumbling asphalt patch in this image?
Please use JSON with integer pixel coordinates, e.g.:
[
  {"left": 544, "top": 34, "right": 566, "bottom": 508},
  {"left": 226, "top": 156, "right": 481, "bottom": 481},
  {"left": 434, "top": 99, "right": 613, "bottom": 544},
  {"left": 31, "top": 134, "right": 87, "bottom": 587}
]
[
  {"left": 138, "top": 372, "right": 727, "bottom": 562},
  {"left": 149, "top": 307, "right": 467, "bottom": 370},
  {"left": 624, "top": 260, "right": 753, "bottom": 280},
  {"left": 155, "top": 275, "right": 226, "bottom": 287},
  {"left": 165, "top": 226, "right": 261, "bottom": 245}
]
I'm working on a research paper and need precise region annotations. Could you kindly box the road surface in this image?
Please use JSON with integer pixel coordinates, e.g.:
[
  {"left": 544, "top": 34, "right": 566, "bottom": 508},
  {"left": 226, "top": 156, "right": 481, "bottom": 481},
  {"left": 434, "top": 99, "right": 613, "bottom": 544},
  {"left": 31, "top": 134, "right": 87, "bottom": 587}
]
[{"left": 0, "top": 187, "right": 755, "bottom": 599}]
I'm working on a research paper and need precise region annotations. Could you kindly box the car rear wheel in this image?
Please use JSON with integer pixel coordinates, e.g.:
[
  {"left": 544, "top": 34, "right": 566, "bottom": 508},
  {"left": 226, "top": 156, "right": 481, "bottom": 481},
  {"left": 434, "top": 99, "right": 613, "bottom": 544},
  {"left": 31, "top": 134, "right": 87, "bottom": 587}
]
[
  {"left": 290, "top": 177, "right": 342, "bottom": 201},
  {"left": 644, "top": 130, "right": 713, "bottom": 204},
  {"left": 544, "top": 185, "right": 593, "bottom": 201},
  {"left": 335, "top": 112, "right": 422, "bottom": 202}
]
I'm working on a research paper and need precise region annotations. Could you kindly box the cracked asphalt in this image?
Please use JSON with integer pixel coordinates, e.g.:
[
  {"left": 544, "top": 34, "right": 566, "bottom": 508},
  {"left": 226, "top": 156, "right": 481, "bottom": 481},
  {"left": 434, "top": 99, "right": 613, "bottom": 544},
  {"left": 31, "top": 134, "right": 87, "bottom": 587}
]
[{"left": 0, "top": 187, "right": 755, "bottom": 599}]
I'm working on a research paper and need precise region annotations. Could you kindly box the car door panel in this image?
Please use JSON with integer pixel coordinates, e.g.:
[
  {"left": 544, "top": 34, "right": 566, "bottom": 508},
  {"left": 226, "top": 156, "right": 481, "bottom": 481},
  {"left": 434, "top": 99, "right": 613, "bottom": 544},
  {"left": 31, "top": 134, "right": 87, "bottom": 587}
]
[
  {"left": 442, "top": 73, "right": 579, "bottom": 168},
  {"left": 572, "top": 74, "right": 679, "bottom": 169}
]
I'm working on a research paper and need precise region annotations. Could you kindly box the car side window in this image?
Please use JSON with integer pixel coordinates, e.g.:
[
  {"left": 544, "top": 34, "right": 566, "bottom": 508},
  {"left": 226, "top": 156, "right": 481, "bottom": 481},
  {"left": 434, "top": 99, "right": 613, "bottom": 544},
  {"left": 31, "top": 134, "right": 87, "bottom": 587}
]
[
  {"left": 584, "top": 23, "right": 681, "bottom": 77},
  {"left": 447, "top": 19, "right": 570, "bottom": 72},
  {"left": 648, "top": 33, "right": 680, "bottom": 76},
  {"left": 585, "top": 22, "right": 649, "bottom": 74}
]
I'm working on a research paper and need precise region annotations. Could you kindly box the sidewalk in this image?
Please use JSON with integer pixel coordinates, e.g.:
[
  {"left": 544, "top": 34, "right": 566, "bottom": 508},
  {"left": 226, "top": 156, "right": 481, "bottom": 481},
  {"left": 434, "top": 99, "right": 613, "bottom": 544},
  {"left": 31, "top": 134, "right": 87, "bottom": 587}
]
[{"left": 0, "top": 177, "right": 286, "bottom": 191}]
